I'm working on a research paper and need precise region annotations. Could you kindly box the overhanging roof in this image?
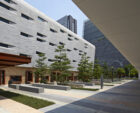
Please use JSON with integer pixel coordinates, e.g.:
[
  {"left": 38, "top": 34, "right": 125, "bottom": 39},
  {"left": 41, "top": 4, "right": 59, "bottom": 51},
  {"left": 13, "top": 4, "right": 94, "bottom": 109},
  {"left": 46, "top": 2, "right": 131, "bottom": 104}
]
[
  {"left": 0, "top": 52, "right": 31, "bottom": 66},
  {"left": 73, "top": 0, "right": 140, "bottom": 73}
]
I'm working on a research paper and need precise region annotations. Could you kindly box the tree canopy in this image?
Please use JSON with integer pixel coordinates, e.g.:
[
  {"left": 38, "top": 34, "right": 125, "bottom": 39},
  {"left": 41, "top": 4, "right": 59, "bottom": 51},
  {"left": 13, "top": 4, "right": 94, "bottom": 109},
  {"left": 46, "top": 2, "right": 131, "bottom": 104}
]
[
  {"left": 50, "top": 44, "right": 72, "bottom": 82},
  {"left": 77, "top": 53, "right": 94, "bottom": 82}
]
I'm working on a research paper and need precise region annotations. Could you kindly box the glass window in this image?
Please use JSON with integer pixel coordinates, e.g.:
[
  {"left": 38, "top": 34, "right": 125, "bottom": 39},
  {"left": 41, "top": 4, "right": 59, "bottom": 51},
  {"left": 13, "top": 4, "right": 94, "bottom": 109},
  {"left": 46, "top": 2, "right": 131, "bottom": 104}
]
[{"left": 0, "top": 17, "right": 15, "bottom": 24}]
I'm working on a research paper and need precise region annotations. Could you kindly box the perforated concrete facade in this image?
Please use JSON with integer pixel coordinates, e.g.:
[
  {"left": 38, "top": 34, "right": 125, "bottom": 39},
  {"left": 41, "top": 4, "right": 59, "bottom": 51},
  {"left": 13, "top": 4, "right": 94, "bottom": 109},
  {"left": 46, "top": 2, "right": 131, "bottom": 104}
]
[{"left": 0, "top": 0, "right": 95, "bottom": 71}]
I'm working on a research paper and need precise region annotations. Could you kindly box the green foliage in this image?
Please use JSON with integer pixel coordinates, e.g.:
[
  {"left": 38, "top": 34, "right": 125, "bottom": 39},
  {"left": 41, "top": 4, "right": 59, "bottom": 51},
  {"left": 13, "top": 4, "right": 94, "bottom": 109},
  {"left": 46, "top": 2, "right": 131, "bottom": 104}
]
[
  {"left": 34, "top": 53, "right": 48, "bottom": 83},
  {"left": 117, "top": 68, "right": 125, "bottom": 78},
  {"left": 124, "top": 64, "right": 134, "bottom": 76},
  {"left": 93, "top": 59, "right": 103, "bottom": 79},
  {"left": 102, "top": 62, "right": 111, "bottom": 79},
  {"left": 0, "top": 89, "right": 54, "bottom": 109},
  {"left": 124, "top": 64, "right": 138, "bottom": 78},
  {"left": 50, "top": 44, "right": 72, "bottom": 82},
  {"left": 130, "top": 68, "right": 138, "bottom": 77},
  {"left": 77, "top": 54, "right": 94, "bottom": 82}
]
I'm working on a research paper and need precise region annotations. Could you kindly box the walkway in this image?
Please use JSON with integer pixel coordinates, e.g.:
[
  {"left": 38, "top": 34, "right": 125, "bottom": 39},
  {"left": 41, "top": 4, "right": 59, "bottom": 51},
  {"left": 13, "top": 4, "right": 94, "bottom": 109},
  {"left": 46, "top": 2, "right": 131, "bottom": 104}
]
[
  {"left": 0, "top": 96, "right": 42, "bottom": 113},
  {"left": 44, "top": 80, "right": 140, "bottom": 113}
]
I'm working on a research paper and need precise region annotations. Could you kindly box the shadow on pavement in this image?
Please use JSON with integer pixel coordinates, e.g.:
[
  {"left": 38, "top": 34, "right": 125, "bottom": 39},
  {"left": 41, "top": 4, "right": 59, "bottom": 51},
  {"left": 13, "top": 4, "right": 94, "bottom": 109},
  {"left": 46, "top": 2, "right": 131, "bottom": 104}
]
[{"left": 45, "top": 80, "right": 140, "bottom": 113}]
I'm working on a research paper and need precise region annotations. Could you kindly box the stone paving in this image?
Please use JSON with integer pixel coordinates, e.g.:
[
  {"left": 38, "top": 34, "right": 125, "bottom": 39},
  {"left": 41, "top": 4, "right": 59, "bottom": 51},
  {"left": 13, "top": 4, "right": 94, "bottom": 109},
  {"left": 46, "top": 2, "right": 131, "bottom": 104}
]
[
  {"left": 43, "top": 80, "right": 140, "bottom": 113},
  {"left": 1, "top": 80, "right": 139, "bottom": 113},
  {"left": 0, "top": 96, "right": 43, "bottom": 113}
]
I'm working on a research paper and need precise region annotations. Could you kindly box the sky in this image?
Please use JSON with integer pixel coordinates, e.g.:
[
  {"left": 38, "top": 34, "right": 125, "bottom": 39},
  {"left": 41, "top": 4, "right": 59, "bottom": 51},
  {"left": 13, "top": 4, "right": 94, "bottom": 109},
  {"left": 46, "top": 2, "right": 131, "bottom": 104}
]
[{"left": 24, "top": 0, "right": 88, "bottom": 37}]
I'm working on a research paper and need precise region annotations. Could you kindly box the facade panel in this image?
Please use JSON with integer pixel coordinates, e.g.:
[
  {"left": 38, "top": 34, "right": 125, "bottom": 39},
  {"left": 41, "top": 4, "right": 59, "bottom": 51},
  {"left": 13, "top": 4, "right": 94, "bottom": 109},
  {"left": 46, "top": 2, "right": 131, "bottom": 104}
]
[{"left": 0, "top": 0, "right": 95, "bottom": 71}]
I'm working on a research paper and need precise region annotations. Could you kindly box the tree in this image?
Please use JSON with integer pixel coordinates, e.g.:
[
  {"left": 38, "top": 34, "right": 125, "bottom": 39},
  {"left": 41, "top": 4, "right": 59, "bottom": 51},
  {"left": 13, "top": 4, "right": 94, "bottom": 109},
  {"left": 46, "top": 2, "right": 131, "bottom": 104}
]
[
  {"left": 34, "top": 53, "right": 48, "bottom": 83},
  {"left": 124, "top": 64, "right": 134, "bottom": 77},
  {"left": 117, "top": 68, "right": 125, "bottom": 79},
  {"left": 77, "top": 54, "right": 94, "bottom": 82},
  {"left": 129, "top": 68, "right": 138, "bottom": 78},
  {"left": 102, "top": 62, "right": 110, "bottom": 79},
  {"left": 50, "top": 44, "right": 72, "bottom": 82},
  {"left": 93, "top": 59, "right": 103, "bottom": 79}
]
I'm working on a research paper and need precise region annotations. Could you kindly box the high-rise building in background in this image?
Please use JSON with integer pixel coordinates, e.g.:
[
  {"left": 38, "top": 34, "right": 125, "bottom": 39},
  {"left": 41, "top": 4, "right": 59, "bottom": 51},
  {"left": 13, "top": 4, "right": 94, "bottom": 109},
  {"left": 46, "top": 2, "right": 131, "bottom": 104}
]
[
  {"left": 83, "top": 20, "right": 130, "bottom": 68},
  {"left": 57, "top": 15, "right": 77, "bottom": 34}
]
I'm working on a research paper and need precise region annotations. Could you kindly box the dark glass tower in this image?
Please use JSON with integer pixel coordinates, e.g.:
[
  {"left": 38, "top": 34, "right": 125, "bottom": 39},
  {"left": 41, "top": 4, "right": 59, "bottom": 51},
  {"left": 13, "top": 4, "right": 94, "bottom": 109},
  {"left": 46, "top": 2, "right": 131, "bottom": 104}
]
[
  {"left": 83, "top": 20, "right": 130, "bottom": 68},
  {"left": 57, "top": 15, "right": 77, "bottom": 34}
]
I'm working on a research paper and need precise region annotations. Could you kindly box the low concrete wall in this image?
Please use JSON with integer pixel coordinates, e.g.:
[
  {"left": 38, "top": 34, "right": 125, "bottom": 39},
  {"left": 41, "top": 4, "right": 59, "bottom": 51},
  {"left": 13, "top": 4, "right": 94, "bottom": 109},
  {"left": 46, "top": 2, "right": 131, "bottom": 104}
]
[
  {"left": 19, "top": 85, "right": 44, "bottom": 93},
  {"left": 69, "top": 82, "right": 94, "bottom": 86},
  {"left": 9, "top": 84, "right": 20, "bottom": 90},
  {"left": 9, "top": 84, "right": 44, "bottom": 93},
  {"left": 68, "top": 83, "right": 85, "bottom": 88},
  {"left": 32, "top": 83, "right": 71, "bottom": 91}
]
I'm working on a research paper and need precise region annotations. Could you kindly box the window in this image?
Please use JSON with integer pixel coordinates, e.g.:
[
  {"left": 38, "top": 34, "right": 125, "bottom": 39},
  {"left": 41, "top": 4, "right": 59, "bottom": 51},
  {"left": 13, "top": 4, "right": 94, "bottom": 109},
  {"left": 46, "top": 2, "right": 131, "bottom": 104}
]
[
  {"left": 67, "top": 49, "right": 71, "bottom": 52},
  {"left": 85, "top": 46, "right": 88, "bottom": 48},
  {"left": 84, "top": 52, "right": 87, "bottom": 55},
  {"left": 73, "top": 60, "right": 77, "bottom": 62},
  {"left": 36, "top": 51, "right": 44, "bottom": 55},
  {"left": 74, "top": 48, "right": 78, "bottom": 51},
  {"left": 0, "top": 42, "right": 15, "bottom": 48},
  {"left": 60, "top": 29, "right": 65, "bottom": 33},
  {"left": 59, "top": 42, "right": 65, "bottom": 45},
  {"left": 0, "top": 17, "right": 15, "bottom": 24},
  {"left": 21, "top": 13, "right": 33, "bottom": 20},
  {"left": 0, "top": 2, "right": 16, "bottom": 11},
  {"left": 20, "top": 53, "right": 30, "bottom": 57},
  {"left": 79, "top": 50, "right": 83, "bottom": 52},
  {"left": 50, "top": 28, "right": 57, "bottom": 33},
  {"left": 49, "top": 42, "right": 56, "bottom": 46},
  {"left": 75, "top": 38, "right": 79, "bottom": 40},
  {"left": 68, "top": 37, "right": 73, "bottom": 41},
  {"left": 68, "top": 34, "right": 72, "bottom": 37},
  {"left": 26, "top": 71, "right": 33, "bottom": 82},
  {"left": 84, "top": 43, "right": 88, "bottom": 46},
  {"left": 87, "top": 56, "right": 91, "bottom": 58},
  {"left": 4, "top": 0, "right": 17, "bottom": 4},
  {"left": 10, "top": 76, "right": 21, "bottom": 82},
  {"left": 37, "top": 32, "right": 46, "bottom": 37},
  {"left": 48, "top": 59, "right": 55, "bottom": 62},
  {"left": 37, "top": 38, "right": 46, "bottom": 42},
  {"left": 79, "top": 53, "right": 82, "bottom": 56},
  {"left": 38, "top": 16, "right": 47, "bottom": 22},
  {"left": 20, "top": 32, "right": 33, "bottom": 37}
]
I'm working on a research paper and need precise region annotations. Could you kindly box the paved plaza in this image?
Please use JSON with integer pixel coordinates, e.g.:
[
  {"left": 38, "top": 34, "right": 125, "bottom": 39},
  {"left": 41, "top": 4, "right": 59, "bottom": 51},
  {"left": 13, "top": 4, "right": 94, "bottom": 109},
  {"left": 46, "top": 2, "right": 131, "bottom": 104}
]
[
  {"left": 43, "top": 80, "right": 140, "bottom": 113},
  {"left": 0, "top": 80, "right": 140, "bottom": 113}
]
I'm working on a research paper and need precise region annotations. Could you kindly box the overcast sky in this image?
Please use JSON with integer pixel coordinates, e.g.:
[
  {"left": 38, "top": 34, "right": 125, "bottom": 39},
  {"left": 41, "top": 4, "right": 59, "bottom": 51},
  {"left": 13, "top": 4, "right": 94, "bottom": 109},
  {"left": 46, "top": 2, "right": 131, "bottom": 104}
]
[{"left": 24, "top": 0, "right": 88, "bottom": 37}]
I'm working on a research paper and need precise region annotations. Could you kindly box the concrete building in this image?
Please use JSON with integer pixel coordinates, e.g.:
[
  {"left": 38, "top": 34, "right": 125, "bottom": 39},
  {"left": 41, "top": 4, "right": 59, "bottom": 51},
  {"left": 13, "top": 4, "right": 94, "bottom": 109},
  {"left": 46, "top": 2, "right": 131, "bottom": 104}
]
[
  {"left": 83, "top": 20, "right": 130, "bottom": 68},
  {"left": 57, "top": 15, "right": 77, "bottom": 34},
  {"left": 72, "top": 0, "right": 140, "bottom": 78},
  {"left": 0, "top": 0, "right": 95, "bottom": 85}
]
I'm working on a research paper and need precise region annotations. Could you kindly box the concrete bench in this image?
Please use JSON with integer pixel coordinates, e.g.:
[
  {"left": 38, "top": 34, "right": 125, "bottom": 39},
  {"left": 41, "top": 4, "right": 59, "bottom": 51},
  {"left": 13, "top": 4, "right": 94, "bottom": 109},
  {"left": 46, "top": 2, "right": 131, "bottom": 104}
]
[
  {"left": 84, "top": 83, "right": 95, "bottom": 86},
  {"left": 9, "top": 84, "right": 44, "bottom": 93},
  {"left": 69, "top": 82, "right": 95, "bottom": 87},
  {"left": 32, "top": 83, "right": 71, "bottom": 91},
  {"left": 68, "top": 83, "right": 85, "bottom": 88},
  {"left": 9, "top": 84, "right": 20, "bottom": 90},
  {"left": 19, "top": 85, "right": 44, "bottom": 93}
]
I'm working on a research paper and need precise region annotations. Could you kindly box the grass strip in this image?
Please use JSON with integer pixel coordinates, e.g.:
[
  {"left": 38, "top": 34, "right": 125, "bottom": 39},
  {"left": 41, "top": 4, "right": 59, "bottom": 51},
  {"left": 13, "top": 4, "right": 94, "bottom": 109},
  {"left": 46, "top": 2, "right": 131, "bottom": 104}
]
[
  {"left": 71, "top": 87, "right": 99, "bottom": 91},
  {"left": 0, "top": 89, "right": 54, "bottom": 109}
]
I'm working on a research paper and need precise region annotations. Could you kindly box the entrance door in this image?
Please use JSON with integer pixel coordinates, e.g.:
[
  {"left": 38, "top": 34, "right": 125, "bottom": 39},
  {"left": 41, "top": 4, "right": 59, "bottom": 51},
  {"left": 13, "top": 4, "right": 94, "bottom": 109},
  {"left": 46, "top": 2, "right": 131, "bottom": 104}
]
[
  {"left": 0, "top": 70, "right": 5, "bottom": 85},
  {"left": 26, "top": 71, "right": 33, "bottom": 83}
]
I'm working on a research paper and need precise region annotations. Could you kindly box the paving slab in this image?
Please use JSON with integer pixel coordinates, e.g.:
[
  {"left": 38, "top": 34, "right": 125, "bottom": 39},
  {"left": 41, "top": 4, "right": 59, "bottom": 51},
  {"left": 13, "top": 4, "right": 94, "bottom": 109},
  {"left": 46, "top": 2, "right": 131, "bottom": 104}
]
[
  {"left": 0, "top": 96, "right": 43, "bottom": 113},
  {"left": 41, "top": 80, "right": 140, "bottom": 113}
]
